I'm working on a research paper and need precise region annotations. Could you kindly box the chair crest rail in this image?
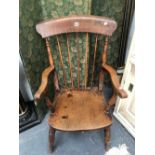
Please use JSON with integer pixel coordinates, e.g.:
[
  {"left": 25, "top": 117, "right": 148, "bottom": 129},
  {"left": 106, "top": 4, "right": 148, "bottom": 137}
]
[{"left": 36, "top": 15, "right": 117, "bottom": 38}]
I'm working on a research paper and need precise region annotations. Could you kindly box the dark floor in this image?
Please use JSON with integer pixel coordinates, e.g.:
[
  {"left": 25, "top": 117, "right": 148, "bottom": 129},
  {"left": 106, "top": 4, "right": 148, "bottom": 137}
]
[{"left": 19, "top": 87, "right": 135, "bottom": 155}]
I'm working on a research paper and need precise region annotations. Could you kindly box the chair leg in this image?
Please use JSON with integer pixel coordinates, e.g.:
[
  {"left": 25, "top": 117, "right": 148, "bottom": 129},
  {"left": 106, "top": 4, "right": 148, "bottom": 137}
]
[
  {"left": 49, "top": 126, "right": 55, "bottom": 153},
  {"left": 104, "top": 127, "right": 111, "bottom": 151}
]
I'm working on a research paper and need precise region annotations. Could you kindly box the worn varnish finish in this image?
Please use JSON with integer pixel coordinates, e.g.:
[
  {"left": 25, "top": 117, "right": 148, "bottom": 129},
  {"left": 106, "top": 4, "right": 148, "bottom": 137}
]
[
  {"left": 91, "top": 34, "right": 98, "bottom": 87},
  {"left": 104, "top": 127, "right": 111, "bottom": 151},
  {"left": 34, "top": 15, "right": 127, "bottom": 153},
  {"left": 36, "top": 15, "right": 117, "bottom": 38},
  {"left": 99, "top": 71, "right": 104, "bottom": 91},
  {"left": 49, "top": 126, "right": 55, "bottom": 152},
  {"left": 66, "top": 34, "right": 74, "bottom": 88},
  {"left": 102, "top": 36, "right": 109, "bottom": 64},
  {"left": 49, "top": 90, "right": 112, "bottom": 131},
  {"left": 34, "top": 66, "right": 54, "bottom": 100},
  {"left": 102, "top": 64, "right": 128, "bottom": 98},
  {"left": 56, "top": 36, "right": 67, "bottom": 88}
]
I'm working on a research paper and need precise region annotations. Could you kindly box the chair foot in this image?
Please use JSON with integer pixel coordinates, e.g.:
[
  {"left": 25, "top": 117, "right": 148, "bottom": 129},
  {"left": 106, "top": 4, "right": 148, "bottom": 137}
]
[
  {"left": 104, "top": 127, "right": 111, "bottom": 151},
  {"left": 49, "top": 126, "right": 55, "bottom": 153}
]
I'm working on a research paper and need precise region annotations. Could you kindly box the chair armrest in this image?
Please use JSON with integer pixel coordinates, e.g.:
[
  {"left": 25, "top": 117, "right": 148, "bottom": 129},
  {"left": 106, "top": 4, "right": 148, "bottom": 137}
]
[
  {"left": 34, "top": 66, "right": 54, "bottom": 100},
  {"left": 102, "top": 64, "right": 128, "bottom": 98}
]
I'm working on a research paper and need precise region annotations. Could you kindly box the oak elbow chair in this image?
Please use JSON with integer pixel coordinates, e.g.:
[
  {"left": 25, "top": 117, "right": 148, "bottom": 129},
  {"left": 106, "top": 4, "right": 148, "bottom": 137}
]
[{"left": 34, "top": 15, "right": 128, "bottom": 152}]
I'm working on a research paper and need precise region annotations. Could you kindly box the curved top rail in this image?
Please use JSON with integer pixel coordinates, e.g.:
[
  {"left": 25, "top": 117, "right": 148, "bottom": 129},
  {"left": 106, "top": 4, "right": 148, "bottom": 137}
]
[{"left": 36, "top": 15, "right": 117, "bottom": 38}]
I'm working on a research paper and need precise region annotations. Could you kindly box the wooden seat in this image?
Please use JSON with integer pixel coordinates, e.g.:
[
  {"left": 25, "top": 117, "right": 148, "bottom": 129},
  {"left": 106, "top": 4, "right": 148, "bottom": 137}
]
[{"left": 49, "top": 90, "right": 112, "bottom": 131}]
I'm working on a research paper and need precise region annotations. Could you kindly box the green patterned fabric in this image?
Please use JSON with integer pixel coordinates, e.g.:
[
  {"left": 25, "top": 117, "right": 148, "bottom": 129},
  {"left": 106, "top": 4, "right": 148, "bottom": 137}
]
[
  {"left": 90, "top": 0, "right": 126, "bottom": 84},
  {"left": 92, "top": 0, "right": 125, "bottom": 67},
  {"left": 19, "top": 0, "right": 126, "bottom": 118},
  {"left": 40, "top": 0, "right": 91, "bottom": 20},
  {"left": 19, "top": 0, "right": 92, "bottom": 118},
  {"left": 20, "top": 0, "right": 52, "bottom": 119},
  {"left": 40, "top": 0, "right": 92, "bottom": 88}
]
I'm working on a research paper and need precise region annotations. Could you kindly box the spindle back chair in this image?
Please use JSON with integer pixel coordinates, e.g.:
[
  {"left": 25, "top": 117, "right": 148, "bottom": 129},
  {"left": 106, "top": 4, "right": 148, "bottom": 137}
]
[{"left": 34, "top": 15, "right": 127, "bottom": 153}]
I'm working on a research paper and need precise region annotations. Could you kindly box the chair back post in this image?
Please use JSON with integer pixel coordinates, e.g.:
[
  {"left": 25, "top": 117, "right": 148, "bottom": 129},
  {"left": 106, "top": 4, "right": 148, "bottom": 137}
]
[
  {"left": 45, "top": 38, "right": 54, "bottom": 68},
  {"left": 99, "top": 36, "right": 109, "bottom": 91},
  {"left": 102, "top": 36, "right": 109, "bottom": 65}
]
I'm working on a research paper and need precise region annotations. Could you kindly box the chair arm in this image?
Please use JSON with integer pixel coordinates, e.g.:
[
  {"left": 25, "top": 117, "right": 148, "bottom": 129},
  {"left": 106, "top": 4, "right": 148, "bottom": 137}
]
[
  {"left": 34, "top": 66, "right": 54, "bottom": 100},
  {"left": 102, "top": 64, "right": 128, "bottom": 98}
]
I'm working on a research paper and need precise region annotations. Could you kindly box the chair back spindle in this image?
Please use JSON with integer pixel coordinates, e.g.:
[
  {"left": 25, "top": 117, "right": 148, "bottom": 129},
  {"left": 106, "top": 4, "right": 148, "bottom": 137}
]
[
  {"left": 54, "top": 72, "right": 60, "bottom": 91},
  {"left": 91, "top": 34, "right": 98, "bottom": 87},
  {"left": 85, "top": 32, "right": 89, "bottom": 89},
  {"left": 56, "top": 36, "right": 67, "bottom": 88},
  {"left": 45, "top": 38, "right": 54, "bottom": 68},
  {"left": 76, "top": 33, "right": 81, "bottom": 89},
  {"left": 66, "top": 34, "right": 74, "bottom": 89},
  {"left": 102, "top": 36, "right": 109, "bottom": 64}
]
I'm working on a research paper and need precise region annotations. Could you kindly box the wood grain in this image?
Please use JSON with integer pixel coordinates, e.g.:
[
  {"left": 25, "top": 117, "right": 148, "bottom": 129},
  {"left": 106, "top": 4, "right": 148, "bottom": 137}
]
[
  {"left": 91, "top": 34, "right": 98, "bottom": 87},
  {"left": 48, "top": 90, "right": 112, "bottom": 131},
  {"left": 102, "top": 64, "right": 128, "bottom": 98},
  {"left": 45, "top": 38, "right": 54, "bottom": 68},
  {"left": 99, "top": 71, "right": 104, "bottom": 91},
  {"left": 34, "top": 66, "right": 54, "bottom": 100},
  {"left": 102, "top": 36, "right": 109, "bottom": 64},
  {"left": 34, "top": 15, "right": 128, "bottom": 152},
  {"left": 106, "top": 93, "right": 117, "bottom": 111},
  {"left": 66, "top": 34, "right": 74, "bottom": 88},
  {"left": 56, "top": 36, "right": 67, "bottom": 88},
  {"left": 36, "top": 15, "right": 117, "bottom": 38},
  {"left": 104, "top": 127, "right": 111, "bottom": 151},
  {"left": 76, "top": 33, "right": 80, "bottom": 89},
  {"left": 49, "top": 126, "right": 55, "bottom": 152},
  {"left": 84, "top": 32, "right": 89, "bottom": 89},
  {"left": 54, "top": 72, "right": 60, "bottom": 91},
  {"left": 45, "top": 96, "right": 54, "bottom": 111}
]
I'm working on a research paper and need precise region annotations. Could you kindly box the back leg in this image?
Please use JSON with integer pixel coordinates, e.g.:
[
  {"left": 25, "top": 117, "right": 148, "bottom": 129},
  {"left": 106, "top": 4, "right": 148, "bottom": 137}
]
[
  {"left": 49, "top": 126, "right": 55, "bottom": 152},
  {"left": 104, "top": 127, "right": 111, "bottom": 151}
]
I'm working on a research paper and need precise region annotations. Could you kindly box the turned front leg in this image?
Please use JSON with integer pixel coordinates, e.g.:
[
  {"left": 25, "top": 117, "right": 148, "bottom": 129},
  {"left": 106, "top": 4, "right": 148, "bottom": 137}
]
[
  {"left": 49, "top": 126, "right": 55, "bottom": 152},
  {"left": 104, "top": 127, "right": 111, "bottom": 151}
]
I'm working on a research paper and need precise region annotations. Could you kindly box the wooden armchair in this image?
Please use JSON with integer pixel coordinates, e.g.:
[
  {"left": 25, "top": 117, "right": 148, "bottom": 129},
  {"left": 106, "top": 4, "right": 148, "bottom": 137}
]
[{"left": 34, "top": 15, "right": 127, "bottom": 152}]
